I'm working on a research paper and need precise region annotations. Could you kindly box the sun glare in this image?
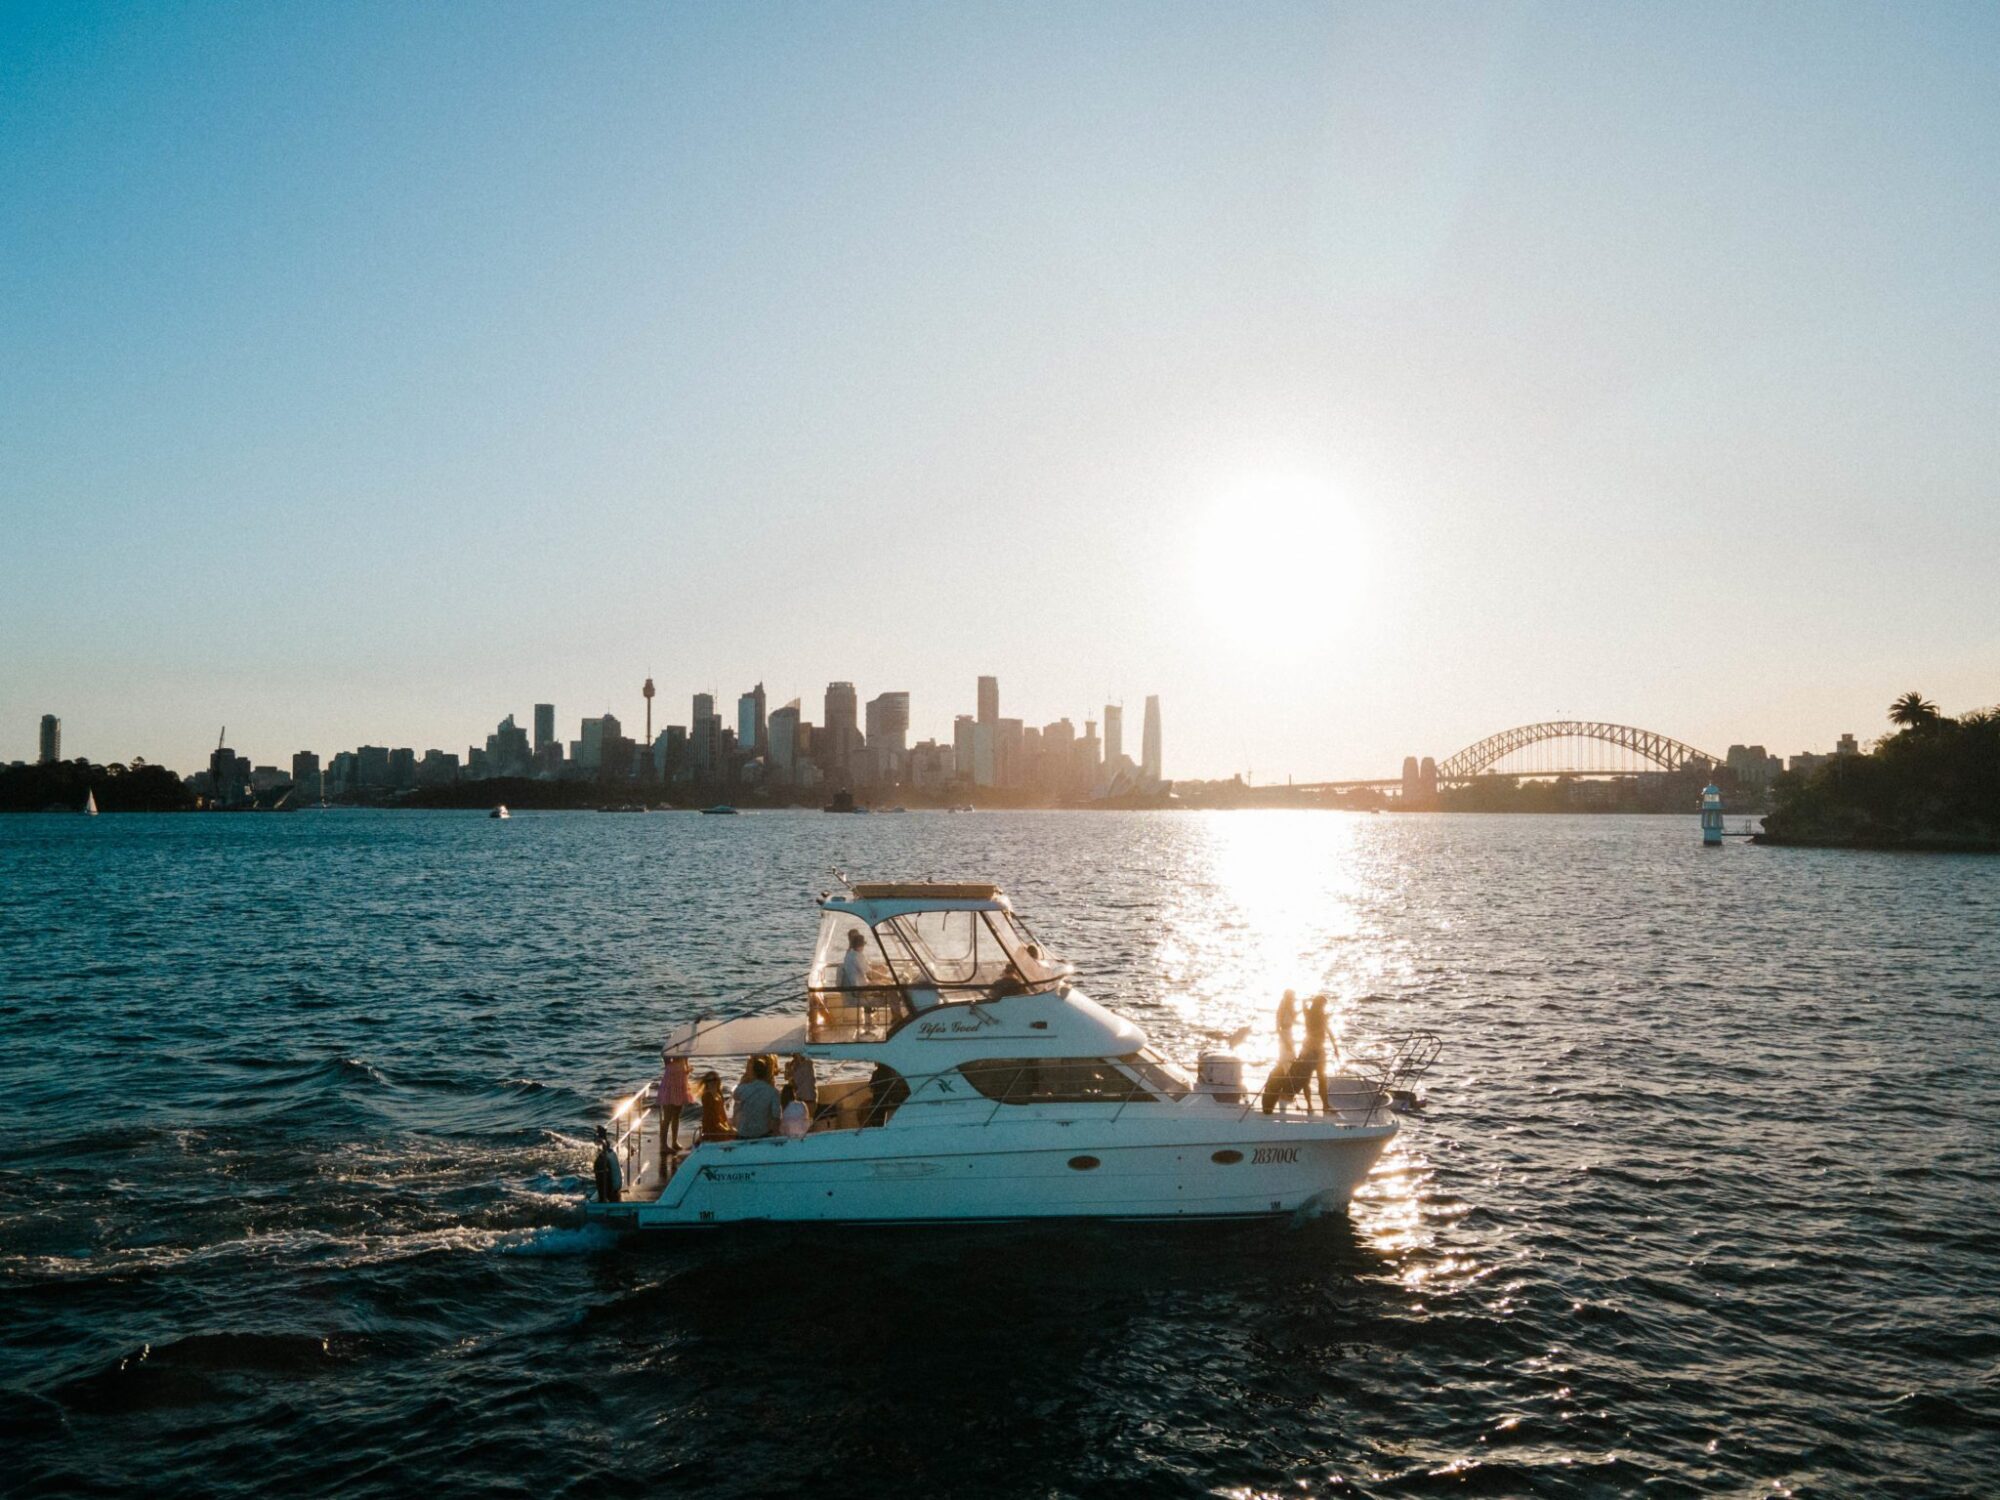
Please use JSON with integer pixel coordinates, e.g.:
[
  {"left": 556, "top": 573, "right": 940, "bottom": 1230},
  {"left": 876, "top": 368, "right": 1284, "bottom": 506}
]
[{"left": 1189, "top": 475, "right": 1370, "bottom": 649}]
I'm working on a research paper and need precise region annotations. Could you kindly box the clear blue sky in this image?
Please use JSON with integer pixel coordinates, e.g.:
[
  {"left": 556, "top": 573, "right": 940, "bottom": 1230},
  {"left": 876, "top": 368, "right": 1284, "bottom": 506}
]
[{"left": 4, "top": 1, "right": 1996, "bottom": 778}]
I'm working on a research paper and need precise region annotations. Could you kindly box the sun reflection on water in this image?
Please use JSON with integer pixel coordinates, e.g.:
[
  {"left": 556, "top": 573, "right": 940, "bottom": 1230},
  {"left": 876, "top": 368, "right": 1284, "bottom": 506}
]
[{"left": 1148, "top": 812, "right": 1466, "bottom": 1287}]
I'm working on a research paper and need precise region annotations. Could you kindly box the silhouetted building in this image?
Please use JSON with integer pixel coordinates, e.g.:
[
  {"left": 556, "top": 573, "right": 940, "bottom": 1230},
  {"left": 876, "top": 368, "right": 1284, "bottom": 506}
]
[
  {"left": 576, "top": 717, "right": 605, "bottom": 773},
  {"left": 487, "top": 715, "right": 531, "bottom": 777},
  {"left": 738, "top": 682, "right": 768, "bottom": 758},
  {"left": 1726, "top": 743, "right": 1783, "bottom": 791},
  {"left": 357, "top": 746, "right": 392, "bottom": 788},
  {"left": 768, "top": 700, "right": 801, "bottom": 781},
  {"left": 1141, "top": 696, "right": 1162, "bottom": 785},
  {"left": 291, "top": 751, "right": 322, "bottom": 799},
  {"left": 1103, "top": 704, "right": 1122, "bottom": 766},
  {"left": 417, "top": 749, "right": 460, "bottom": 786},
  {"left": 642, "top": 678, "right": 656, "bottom": 749},
  {"left": 977, "top": 675, "right": 999, "bottom": 726},
  {"left": 328, "top": 751, "right": 358, "bottom": 796},
  {"left": 389, "top": 748, "right": 416, "bottom": 789},
  {"left": 865, "top": 691, "right": 910, "bottom": 782},
  {"left": 690, "top": 693, "right": 721, "bottom": 775},
  {"left": 38, "top": 714, "right": 60, "bottom": 765},
  {"left": 954, "top": 715, "right": 977, "bottom": 783},
  {"left": 823, "top": 681, "right": 860, "bottom": 781},
  {"left": 1837, "top": 733, "right": 1860, "bottom": 757},
  {"left": 534, "top": 704, "right": 556, "bottom": 753},
  {"left": 209, "top": 742, "right": 251, "bottom": 808}
]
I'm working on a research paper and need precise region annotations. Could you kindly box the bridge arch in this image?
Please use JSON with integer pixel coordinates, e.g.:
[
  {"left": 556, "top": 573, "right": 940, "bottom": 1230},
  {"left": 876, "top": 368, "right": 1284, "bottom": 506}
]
[{"left": 1435, "top": 721, "right": 1718, "bottom": 783}]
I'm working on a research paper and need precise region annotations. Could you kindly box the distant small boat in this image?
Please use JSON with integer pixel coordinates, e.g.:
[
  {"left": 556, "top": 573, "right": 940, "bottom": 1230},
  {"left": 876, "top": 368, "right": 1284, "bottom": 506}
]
[
  {"left": 82, "top": 790, "right": 98, "bottom": 816},
  {"left": 490, "top": 805, "right": 510, "bottom": 820},
  {"left": 701, "top": 805, "right": 739, "bottom": 816},
  {"left": 824, "top": 791, "right": 864, "bottom": 814}
]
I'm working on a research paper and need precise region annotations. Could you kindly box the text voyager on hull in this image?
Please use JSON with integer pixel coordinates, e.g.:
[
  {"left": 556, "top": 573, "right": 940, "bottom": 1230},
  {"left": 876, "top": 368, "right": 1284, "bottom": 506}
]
[{"left": 586, "top": 880, "right": 1438, "bottom": 1229}]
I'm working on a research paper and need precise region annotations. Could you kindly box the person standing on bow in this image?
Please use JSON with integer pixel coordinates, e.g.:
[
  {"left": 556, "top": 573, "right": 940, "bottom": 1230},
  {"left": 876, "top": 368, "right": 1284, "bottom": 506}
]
[
  {"left": 1276, "top": 989, "right": 1299, "bottom": 1072},
  {"left": 1299, "top": 994, "right": 1333, "bottom": 1111},
  {"left": 658, "top": 1047, "right": 691, "bottom": 1158}
]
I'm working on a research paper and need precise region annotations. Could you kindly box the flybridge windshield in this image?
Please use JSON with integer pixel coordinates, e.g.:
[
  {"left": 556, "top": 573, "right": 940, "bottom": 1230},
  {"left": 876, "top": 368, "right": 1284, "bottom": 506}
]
[
  {"left": 808, "top": 905, "right": 1065, "bottom": 1002},
  {"left": 879, "top": 908, "right": 1062, "bottom": 993}
]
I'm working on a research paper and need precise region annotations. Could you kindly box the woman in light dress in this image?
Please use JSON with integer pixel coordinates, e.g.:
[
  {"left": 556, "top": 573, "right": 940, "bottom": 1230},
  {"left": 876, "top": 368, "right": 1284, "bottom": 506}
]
[{"left": 658, "top": 1048, "right": 691, "bottom": 1157}]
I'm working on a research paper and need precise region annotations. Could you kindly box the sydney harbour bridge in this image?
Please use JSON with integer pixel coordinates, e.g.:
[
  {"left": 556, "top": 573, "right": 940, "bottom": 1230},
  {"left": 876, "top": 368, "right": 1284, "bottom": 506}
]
[{"left": 1288, "top": 720, "right": 1722, "bottom": 796}]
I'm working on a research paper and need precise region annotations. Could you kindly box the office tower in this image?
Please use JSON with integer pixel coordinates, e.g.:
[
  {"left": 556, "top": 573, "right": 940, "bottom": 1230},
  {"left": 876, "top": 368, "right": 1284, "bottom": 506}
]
[
  {"left": 642, "top": 678, "right": 655, "bottom": 748},
  {"left": 863, "top": 692, "right": 911, "bottom": 785},
  {"left": 578, "top": 717, "right": 606, "bottom": 772},
  {"left": 389, "top": 748, "right": 417, "bottom": 789},
  {"left": 1103, "top": 704, "right": 1123, "bottom": 766},
  {"left": 954, "top": 715, "right": 977, "bottom": 781},
  {"left": 291, "top": 751, "right": 321, "bottom": 799},
  {"left": 357, "top": 745, "right": 392, "bottom": 787},
  {"left": 1141, "top": 695, "right": 1162, "bottom": 784},
  {"left": 996, "top": 718, "right": 1023, "bottom": 788},
  {"left": 865, "top": 692, "right": 909, "bottom": 754},
  {"left": 534, "top": 703, "right": 555, "bottom": 753},
  {"left": 210, "top": 740, "right": 250, "bottom": 808},
  {"left": 738, "top": 683, "right": 768, "bottom": 759},
  {"left": 823, "top": 681, "right": 859, "bottom": 775},
  {"left": 38, "top": 714, "right": 60, "bottom": 764},
  {"left": 977, "top": 676, "right": 999, "bottom": 726},
  {"left": 768, "top": 700, "right": 801, "bottom": 780},
  {"left": 1075, "top": 721, "right": 1100, "bottom": 790},
  {"left": 487, "top": 715, "right": 531, "bottom": 776}
]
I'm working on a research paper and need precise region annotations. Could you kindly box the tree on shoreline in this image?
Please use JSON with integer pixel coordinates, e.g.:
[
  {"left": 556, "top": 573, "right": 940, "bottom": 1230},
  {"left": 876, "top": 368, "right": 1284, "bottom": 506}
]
[
  {"left": 1889, "top": 691, "right": 1942, "bottom": 731},
  {"left": 1760, "top": 694, "right": 1999, "bottom": 850}
]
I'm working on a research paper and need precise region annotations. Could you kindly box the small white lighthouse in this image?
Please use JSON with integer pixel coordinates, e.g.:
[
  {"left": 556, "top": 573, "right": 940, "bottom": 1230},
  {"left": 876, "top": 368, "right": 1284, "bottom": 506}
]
[{"left": 1700, "top": 782, "right": 1724, "bottom": 846}]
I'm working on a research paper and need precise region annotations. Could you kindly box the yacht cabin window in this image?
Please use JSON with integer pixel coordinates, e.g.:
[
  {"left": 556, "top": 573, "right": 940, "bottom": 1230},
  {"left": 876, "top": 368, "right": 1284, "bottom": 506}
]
[{"left": 957, "top": 1058, "right": 1154, "bottom": 1105}]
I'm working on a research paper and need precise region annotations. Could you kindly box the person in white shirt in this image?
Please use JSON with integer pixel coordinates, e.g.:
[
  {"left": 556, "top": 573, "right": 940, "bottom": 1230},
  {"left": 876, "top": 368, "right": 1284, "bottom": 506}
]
[
  {"left": 786, "top": 1053, "right": 817, "bottom": 1122},
  {"left": 838, "top": 928, "right": 870, "bottom": 990},
  {"left": 779, "top": 1084, "right": 811, "bottom": 1139}
]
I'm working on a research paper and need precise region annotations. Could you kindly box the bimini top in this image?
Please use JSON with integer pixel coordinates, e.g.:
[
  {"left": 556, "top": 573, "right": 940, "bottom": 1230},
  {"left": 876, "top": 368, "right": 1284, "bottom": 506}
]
[{"left": 825, "top": 881, "right": 1010, "bottom": 923}]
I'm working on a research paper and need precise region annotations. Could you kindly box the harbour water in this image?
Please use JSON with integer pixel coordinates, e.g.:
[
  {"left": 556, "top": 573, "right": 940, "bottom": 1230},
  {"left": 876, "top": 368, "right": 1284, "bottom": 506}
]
[{"left": 2, "top": 810, "right": 1996, "bottom": 1496}]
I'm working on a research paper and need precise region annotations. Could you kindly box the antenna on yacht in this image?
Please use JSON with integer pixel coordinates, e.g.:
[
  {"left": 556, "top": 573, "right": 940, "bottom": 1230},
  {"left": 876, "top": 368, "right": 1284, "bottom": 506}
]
[{"left": 830, "top": 866, "right": 855, "bottom": 891}]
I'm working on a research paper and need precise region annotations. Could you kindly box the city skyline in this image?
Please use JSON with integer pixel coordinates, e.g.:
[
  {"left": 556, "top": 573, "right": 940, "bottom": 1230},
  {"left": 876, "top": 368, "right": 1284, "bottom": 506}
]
[
  {"left": 4, "top": 6, "right": 1996, "bottom": 780},
  {"left": 13, "top": 671, "right": 1167, "bottom": 796}
]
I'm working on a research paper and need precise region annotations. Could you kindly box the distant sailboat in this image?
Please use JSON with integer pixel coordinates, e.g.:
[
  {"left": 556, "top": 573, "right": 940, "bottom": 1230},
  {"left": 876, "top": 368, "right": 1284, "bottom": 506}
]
[{"left": 82, "top": 790, "right": 98, "bottom": 816}]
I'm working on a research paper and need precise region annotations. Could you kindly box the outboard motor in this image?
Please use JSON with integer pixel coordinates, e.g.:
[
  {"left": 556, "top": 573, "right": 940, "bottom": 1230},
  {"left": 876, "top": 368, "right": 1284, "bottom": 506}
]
[{"left": 1195, "top": 1052, "right": 1246, "bottom": 1104}]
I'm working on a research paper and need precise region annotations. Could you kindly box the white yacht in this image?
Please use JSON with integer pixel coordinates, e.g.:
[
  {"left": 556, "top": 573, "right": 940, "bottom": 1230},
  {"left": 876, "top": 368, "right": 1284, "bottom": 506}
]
[{"left": 586, "top": 881, "right": 1437, "bottom": 1230}]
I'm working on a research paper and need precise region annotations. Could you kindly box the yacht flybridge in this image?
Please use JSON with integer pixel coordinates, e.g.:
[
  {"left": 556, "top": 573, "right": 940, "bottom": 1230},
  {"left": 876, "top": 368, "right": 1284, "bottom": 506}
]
[{"left": 586, "top": 881, "right": 1438, "bottom": 1229}]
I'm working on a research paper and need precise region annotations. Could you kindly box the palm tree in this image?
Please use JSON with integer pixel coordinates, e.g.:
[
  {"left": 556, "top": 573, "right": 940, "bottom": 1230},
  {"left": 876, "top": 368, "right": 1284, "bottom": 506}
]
[{"left": 1889, "top": 691, "right": 1940, "bottom": 730}]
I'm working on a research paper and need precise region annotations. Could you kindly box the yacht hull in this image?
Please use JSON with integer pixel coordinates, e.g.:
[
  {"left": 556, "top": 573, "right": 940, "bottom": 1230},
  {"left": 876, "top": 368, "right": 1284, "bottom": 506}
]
[{"left": 588, "top": 1117, "right": 1396, "bottom": 1230}]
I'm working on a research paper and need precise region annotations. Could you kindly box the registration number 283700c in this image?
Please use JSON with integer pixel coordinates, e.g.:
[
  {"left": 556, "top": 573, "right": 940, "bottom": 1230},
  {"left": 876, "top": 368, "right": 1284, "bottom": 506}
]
[{"left": 1251, "top": 1146, "right": 1300, "bottom": 1165}]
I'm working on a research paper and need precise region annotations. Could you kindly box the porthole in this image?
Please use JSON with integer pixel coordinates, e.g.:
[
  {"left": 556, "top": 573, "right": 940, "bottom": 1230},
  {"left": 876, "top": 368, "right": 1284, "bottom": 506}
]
[
  {"left": 1211, "top": 1149, "right": 1244, "bottom": 1165},
  {"left": 1067, "top": 1155, "right": 1101, "bottom": 1171}
]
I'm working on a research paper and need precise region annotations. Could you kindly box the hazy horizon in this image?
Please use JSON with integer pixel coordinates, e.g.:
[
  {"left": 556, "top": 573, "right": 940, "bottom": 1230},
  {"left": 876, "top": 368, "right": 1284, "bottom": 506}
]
[{"left": 5, "top": 3, "right": 1996, "bottom": 779}]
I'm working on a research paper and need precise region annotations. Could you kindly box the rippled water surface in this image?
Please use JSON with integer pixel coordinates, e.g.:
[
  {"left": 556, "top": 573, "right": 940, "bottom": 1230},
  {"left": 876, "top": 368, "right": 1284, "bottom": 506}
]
[{"left": 3, "top": 810, "right": 1997, "bottom": 1497}]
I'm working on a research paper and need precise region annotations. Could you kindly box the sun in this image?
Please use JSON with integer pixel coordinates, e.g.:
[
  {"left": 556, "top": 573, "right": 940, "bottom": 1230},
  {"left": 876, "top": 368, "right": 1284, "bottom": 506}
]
[{"left": 1188, "top": 474, "right": 1370, "bottom": 649}]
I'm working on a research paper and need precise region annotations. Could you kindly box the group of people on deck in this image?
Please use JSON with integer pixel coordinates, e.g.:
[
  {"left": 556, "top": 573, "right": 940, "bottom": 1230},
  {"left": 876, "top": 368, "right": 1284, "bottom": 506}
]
[{"left": 656, "top": 1047, "right": 818, "bottom": 1153}]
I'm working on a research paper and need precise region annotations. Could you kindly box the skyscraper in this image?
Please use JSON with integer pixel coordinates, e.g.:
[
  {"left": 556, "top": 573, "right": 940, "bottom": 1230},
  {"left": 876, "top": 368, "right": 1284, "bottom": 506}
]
[
  {"left": 768, "top": 700, "right": 801, "bottom": 780},
  {"left": 738, "top": 683, "right": 767, "bottom": 758},
  {"left": 977, "top": 675, "right": 999, "bottom": 726},
  {"left": 823, "top": 681, "right": 859, "bottom": 778},
  {"left": 690, "top": 693, "right": 721, "bottom": 775},
  {"left": 38, "top": 714, "right": 60, "bottom": 764},
  {"left": 533, "top": 704, "right": 555, "bottom": 753},
  {"left": 1103, "top": 704, "right": 1123, "bottom": 765},
  {"left": 865, "top": 691, "right": 910, "bottom": 784},
  {"left": 864, "top": 692, "right": 909, "bottom": 753},
  {"left": 1141, "top": 696, "right": 1162, "bottom": 785}
]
